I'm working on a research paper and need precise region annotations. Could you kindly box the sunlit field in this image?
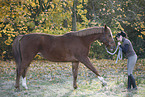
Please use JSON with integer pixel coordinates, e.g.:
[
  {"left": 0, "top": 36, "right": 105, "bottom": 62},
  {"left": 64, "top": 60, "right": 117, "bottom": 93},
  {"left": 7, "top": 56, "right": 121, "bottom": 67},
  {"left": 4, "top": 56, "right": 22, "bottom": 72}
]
[{"left": 0, "top": 59, "right": 145, "bottom": 97}]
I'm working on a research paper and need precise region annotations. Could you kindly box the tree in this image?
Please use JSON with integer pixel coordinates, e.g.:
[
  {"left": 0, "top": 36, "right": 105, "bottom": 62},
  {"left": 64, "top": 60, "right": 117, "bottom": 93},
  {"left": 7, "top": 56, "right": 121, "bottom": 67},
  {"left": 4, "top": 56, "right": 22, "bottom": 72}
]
[
  {"left": 71, "top": 0, "right": 77, "bottom": 31},
  {"left": 0, "top": 0, "right": 88, "bottom": 60},
  {"left": 0, "top": 0, "right": 144, "bottom": 60},
  {"left": 86, "top": 0, "right": 145, "bottom": 58}
]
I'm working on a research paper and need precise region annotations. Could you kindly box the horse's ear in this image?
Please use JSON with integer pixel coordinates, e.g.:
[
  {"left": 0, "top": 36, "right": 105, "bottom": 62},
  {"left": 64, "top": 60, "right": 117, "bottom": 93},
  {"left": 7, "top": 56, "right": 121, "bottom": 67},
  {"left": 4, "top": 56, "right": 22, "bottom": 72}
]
[
  {"left": 104, "top": 25, "right": 107, "bottom": 32},
  {"left": 104, "top": 25, "right": 107, "bottom": 29}
]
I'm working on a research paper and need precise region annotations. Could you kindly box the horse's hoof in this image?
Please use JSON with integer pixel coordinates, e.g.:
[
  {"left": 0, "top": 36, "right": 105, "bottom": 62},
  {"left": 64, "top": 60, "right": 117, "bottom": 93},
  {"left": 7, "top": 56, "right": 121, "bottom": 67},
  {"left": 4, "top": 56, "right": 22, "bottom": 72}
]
[
  {"left": 15, "top": 85, "right": 21, "bottom": 91},
  {"left": 102, "top": 81, "right": 107, "bottom": 86},
  {"left": 15, "top": 87, "right": 21, "bottom": 92},
  {"left": 22, "top": 86, "right": 28, "bottom": 90},
  {"left": 73, "top": 85, "right": 78, "bottom": 89},
  {"left": 22, "top": 85, "right": 28, "bottom": 90}
]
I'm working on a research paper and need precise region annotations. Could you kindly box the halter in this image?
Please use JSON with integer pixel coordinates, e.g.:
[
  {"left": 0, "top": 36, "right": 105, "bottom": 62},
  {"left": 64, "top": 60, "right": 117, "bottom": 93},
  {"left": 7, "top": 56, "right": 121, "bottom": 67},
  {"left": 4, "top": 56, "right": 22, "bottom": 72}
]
[{"left": 102, "top": 27, "right": 113, "bottom": 48}]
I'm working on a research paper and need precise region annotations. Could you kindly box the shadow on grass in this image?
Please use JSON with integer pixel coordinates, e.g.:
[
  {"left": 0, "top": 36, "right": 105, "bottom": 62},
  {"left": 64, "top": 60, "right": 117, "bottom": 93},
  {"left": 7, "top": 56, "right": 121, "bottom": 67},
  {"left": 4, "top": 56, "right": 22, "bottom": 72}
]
[{"left": 61, "top": 90, "right": 74, "bottom": 97}]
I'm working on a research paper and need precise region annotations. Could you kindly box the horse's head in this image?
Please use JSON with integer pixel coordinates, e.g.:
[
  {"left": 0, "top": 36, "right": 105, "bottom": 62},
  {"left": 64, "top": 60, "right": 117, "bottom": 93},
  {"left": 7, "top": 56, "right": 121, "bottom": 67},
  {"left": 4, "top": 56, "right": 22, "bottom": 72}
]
[{"left": 101, "top": 25, "right": 116, "bottom": 51}]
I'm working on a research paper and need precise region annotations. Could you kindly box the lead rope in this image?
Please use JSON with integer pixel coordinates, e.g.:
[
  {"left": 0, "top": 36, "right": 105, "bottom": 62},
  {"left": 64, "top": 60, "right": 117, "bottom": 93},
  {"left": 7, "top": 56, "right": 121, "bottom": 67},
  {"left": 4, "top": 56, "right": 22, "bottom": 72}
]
[{"left": 105, "top": 45, "right": 122, "bottom": 63}]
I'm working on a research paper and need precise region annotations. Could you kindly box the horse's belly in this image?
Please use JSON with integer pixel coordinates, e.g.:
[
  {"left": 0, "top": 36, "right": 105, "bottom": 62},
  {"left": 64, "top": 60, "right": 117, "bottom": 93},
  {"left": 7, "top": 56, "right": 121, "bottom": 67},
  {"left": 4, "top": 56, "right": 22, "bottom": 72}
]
[
  {"left": 46, "top": 57, "right": 78, "bottom": 62},
  {"left": 42, "top": 52, "right": 78, "bottom": 62}
]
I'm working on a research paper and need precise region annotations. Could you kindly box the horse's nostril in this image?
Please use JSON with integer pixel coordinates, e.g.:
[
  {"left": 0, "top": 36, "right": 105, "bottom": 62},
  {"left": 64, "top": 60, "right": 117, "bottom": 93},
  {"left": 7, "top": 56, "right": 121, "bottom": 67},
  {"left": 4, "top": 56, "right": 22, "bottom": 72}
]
[{"left": 110, "top": 49, "right": 113, "bottom": 51}]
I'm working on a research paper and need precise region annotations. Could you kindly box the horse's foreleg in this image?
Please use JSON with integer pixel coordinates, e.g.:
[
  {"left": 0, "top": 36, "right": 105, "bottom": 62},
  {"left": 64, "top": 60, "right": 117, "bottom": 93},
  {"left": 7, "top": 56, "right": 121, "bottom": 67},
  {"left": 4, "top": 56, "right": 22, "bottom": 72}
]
[
  {"left": 98, "top": 76, "right": 107, "bottom": 86},
  {"left": 77, "top": 56, "right": 107, "bottom": 86},
  {"left": 77, "top": 56, "right": 100, "bottom": 76},
  {"left": 72, "top": 62, "right": 79, "bottom": 89}
]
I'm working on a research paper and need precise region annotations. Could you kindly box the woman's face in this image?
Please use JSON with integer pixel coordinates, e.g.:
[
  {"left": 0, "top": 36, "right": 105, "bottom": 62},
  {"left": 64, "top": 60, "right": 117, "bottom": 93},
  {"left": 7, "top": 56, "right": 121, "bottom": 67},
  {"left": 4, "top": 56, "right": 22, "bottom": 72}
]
[{"left": 117, "top": 35, "right": 123, "bottom": 41}]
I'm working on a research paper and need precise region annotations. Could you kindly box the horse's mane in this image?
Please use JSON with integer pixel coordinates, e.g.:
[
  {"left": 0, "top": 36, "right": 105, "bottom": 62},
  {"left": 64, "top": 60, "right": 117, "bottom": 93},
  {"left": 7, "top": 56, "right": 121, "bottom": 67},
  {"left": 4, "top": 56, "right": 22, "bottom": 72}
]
[{"left": 67, "top": 26, "right": 104, "bottom": 36}]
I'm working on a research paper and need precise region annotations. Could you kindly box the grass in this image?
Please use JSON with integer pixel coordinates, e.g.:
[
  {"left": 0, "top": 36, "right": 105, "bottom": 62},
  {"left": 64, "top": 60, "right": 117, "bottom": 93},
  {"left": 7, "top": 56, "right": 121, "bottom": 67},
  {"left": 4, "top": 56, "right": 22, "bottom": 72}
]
[{"left": 0, "top": 59, "right": 145, "bottom": 97}]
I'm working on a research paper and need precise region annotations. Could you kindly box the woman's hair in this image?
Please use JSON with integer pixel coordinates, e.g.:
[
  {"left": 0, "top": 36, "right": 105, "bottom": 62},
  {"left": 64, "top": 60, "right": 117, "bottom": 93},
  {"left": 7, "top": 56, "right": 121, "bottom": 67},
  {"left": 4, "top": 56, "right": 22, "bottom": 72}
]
[{"left": 116, "top": 31, "right": 127, "bottom": 39}]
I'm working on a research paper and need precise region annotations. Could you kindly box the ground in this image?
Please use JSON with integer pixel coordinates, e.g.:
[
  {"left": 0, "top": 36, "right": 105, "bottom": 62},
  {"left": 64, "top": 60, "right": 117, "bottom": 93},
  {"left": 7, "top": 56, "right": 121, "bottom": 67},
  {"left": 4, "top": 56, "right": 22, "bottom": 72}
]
[{"left": 0, "top": 59, "right": 145, "bottom": 97}]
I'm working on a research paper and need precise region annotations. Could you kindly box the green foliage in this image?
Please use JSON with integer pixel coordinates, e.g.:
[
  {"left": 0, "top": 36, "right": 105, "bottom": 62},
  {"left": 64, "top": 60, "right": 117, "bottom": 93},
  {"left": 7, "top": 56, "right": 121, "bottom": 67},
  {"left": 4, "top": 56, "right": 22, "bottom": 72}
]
[
  {"left": 0, "top": 0, "right": 73, "bottom": 60},
  {"left": 87, "top": 0, "right": 145, "bottom": 58}
]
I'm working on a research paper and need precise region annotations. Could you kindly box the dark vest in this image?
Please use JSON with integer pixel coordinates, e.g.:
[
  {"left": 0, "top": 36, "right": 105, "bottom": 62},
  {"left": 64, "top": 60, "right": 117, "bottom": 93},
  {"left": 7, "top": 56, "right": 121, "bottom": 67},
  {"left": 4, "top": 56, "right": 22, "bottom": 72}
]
[{"left": 122, "top": 38, "right": 136, "bottom": 57}]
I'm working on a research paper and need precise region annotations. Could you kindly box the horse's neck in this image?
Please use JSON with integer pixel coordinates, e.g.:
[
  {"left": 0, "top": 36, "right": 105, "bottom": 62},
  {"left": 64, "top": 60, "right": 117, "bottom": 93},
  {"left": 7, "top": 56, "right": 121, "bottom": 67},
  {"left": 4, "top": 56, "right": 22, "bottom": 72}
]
[
  {"left": 83, "top": 33, "right": 103, "bottom": 45},
  {"left": 82, "top": 28, "right": 104, "bottom": 44}
]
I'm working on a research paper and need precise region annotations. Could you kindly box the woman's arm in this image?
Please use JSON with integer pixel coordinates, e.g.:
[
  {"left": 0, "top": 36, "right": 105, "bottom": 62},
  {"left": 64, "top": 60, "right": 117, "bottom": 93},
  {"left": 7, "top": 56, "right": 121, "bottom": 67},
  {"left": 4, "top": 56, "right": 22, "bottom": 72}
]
[{"left": 119, "top": 44, "right": 129, "bottom": 54}]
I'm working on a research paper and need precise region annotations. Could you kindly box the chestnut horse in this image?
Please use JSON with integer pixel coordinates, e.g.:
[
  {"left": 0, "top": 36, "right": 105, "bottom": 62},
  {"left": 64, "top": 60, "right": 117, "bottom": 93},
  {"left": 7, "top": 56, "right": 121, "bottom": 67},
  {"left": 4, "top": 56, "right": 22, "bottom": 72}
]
[{"left": 13, "top": 25, "right": 116, "bottom": 90}]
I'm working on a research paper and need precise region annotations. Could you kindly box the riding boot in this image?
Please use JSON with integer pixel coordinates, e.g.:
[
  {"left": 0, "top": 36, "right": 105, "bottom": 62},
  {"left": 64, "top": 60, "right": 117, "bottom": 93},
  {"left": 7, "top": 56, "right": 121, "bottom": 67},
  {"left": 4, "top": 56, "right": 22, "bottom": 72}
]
[
  {"left": 127, "top": 75, "right": 131, "bottom": 90},
  {"left": 130, "top": 74, "right": 137, "bottom": 90}
]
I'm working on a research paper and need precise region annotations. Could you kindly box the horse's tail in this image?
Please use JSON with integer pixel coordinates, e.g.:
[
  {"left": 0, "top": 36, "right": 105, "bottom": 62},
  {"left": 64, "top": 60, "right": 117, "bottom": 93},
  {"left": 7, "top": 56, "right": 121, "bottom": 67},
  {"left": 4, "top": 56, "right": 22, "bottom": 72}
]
[{"left": 12, "top": 35, "right": 23, "bottom": 66}]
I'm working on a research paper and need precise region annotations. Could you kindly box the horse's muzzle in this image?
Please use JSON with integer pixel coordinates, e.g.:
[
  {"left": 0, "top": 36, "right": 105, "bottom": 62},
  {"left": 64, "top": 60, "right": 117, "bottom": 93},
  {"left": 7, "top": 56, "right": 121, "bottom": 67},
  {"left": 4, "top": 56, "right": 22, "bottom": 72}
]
[{"left": 110, "top": 46, "right": 116, "bottom": 51}]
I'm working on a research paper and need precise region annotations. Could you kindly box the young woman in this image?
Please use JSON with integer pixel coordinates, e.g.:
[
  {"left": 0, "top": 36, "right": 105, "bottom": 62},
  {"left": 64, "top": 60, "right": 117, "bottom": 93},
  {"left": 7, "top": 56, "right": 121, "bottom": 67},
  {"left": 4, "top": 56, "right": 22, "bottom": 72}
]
[{"left": 116, "top": 31, "right": 137, "bottom": 91}]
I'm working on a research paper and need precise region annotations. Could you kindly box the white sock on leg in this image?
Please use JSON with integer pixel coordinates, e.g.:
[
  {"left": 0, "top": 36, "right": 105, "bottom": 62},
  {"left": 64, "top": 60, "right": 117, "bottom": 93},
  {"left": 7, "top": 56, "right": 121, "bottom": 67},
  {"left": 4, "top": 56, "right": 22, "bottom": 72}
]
[
  {"left": 98, "top": 76, "right": 107, "bottom": 86},
  {"left": 22, "top": 77, "right": 28, "bottom": 89}
]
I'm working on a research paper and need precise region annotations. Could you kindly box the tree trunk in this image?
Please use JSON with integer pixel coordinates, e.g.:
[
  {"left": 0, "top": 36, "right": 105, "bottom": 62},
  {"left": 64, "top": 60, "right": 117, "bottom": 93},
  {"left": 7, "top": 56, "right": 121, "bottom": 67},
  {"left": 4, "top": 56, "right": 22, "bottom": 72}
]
[{"left": 72, "top": 0, "right": 77, "bottom": 31}]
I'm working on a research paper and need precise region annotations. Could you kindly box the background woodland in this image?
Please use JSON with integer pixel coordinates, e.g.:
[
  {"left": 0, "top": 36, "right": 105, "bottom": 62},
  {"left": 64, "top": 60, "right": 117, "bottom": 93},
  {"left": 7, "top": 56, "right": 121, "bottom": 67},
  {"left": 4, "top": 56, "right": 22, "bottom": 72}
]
[{"left": 0, "top": 0, "right": 145, "bottom": 60}]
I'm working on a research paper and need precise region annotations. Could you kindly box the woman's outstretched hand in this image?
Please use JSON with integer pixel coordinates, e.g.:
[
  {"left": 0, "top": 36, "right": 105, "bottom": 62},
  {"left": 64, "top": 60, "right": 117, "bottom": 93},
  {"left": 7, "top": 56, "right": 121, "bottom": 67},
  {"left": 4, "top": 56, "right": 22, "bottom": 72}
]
[{"left": 118, "top": 42, "right": 121, "bottom": 46}]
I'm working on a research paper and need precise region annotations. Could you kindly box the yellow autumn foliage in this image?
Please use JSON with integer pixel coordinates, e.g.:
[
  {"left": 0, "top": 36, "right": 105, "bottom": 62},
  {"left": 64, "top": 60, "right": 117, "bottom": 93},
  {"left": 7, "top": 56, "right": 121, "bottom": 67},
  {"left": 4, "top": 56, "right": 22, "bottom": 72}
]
[{"left": 0, "top": 0, "right": 144, "bottom": 60}]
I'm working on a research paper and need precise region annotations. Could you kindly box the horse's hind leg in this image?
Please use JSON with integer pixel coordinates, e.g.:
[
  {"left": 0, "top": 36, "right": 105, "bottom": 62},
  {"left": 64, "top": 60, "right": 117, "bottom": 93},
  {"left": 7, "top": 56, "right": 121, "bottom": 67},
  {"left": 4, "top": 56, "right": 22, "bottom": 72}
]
[
  {"left": 20, "top": 57, "right": 36, "bottom": 89},
  {"left": 15, "top": 61, "right": 32, "bottom": 90},
  {"left": 15, "top": 65, "right": 24, "bottom": 90},
  {"left": 72, "top": 62, "right": 79, "bottom": 89},
  {"left": 22, "top": 66, "right": 29, "bottom": 89}
]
